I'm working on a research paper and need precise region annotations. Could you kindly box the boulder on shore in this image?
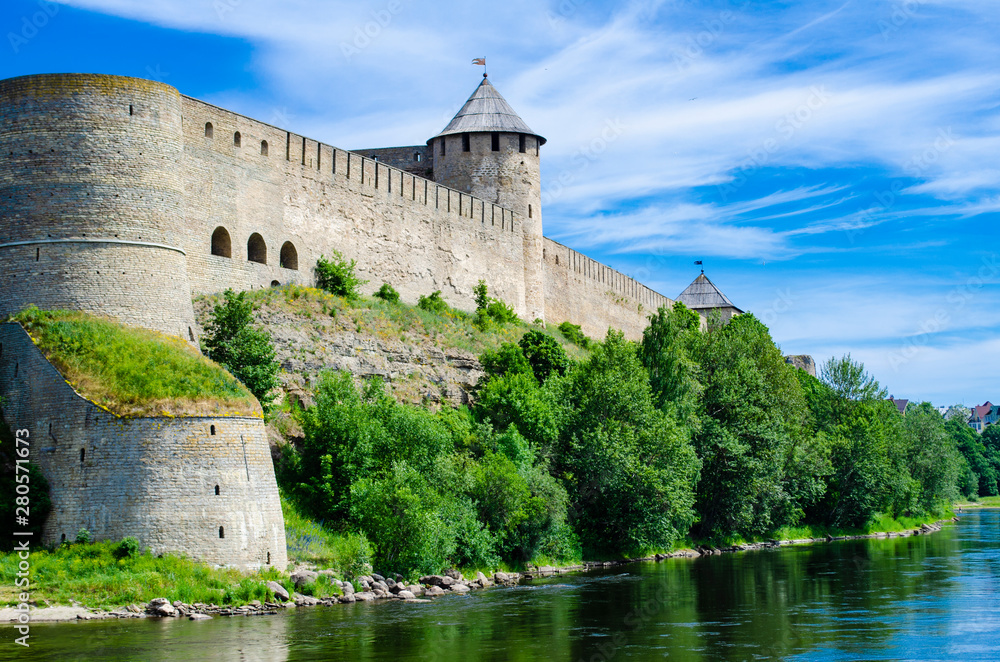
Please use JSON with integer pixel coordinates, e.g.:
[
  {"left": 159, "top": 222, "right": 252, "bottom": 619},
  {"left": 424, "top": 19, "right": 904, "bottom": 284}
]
[
  {"left": 266, "top": 581, "right": 290, "bottom": 602},
  {"left": 147, "top": 598, "right": 176, "bottom": 617},
  {"left": 291, "top": 570, "right": 319, "bottom": 588}
]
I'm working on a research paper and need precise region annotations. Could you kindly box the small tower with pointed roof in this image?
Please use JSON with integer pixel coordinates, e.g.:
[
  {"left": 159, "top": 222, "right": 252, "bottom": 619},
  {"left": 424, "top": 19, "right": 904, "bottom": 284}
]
[
  {"left": 676, "top": 273, "right": 743, "bottom": 323},
  {"left": 428, "top": 75, "right": 547, "bottom": 321}
]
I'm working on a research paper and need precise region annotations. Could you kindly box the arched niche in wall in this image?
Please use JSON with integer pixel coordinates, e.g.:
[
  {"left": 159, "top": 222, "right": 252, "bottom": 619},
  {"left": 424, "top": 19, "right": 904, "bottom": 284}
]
[
  {"left": 279, "top": 242, "right": 298, "bottom": 270},
  {"left": 211, "top": 226, "right": 232, "bottom": 258},
  {"left": 247, "top": 233, "right": 267, "bottom": 264}
]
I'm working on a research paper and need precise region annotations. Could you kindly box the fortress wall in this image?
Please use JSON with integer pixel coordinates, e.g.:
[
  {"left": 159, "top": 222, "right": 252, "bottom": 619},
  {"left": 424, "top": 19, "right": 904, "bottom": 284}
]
[
  {"left": 179, "top": 97, "right": 528, "bottom": 315},
  {"left": 0, "top": 323, "right": 286, "bottom": 570},
  {"left": 542, "top": 237, "right": 673, "bottom": 340},
  {"left": 0, "top": 74, "right": 197, "bottom": 339},
  {"left": 350, "top": 145, "right": 432, "bottom": 178}
]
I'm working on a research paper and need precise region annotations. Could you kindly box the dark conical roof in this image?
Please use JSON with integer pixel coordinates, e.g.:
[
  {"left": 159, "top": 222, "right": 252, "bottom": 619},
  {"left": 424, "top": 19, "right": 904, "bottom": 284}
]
[
  {"left": 676, "top": 273, "right": 742, "bottom": 312},
  {"left": 433, "top": 77, "right": 546, "bottom": 144}
]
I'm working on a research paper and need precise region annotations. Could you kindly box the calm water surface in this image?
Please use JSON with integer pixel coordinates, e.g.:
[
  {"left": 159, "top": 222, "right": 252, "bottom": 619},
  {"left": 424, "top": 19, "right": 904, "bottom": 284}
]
[{"left": 13, "top": 510, "right": 1000, "bottom": 661}]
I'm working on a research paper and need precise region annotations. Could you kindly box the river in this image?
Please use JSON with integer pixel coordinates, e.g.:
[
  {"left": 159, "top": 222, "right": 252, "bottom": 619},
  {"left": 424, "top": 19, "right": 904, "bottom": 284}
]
[{"left": 13, "top": 510, "right": 1000, "bottom": 661}]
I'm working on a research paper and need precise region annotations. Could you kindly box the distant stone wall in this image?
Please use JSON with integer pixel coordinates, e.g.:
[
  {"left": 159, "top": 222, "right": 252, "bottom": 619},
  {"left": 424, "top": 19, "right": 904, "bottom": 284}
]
[
  {"left": 0, "top": 323, "right": 286, "bottom": 570},
  {"left": 785, "top": 355, "right": 817, "bottom": 378},
  {"left": 542, "top": 238, "right": 672, "bottom": 340},
  {"left": 350, "top": 145, "right": 432, "bottom": 178},
  {"left": 179, "top": 97, "right": 528, "bottom": 316}
]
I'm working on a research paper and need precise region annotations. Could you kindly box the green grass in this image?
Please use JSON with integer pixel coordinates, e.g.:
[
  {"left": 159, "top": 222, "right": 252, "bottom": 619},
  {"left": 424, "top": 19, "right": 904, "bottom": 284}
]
[
  {"left": 7, "top": 306, "right": 258, "bottom": 417},
  {"left": 281, "top": 495, "right": 373, "bottom": 581},
  {"left": 956, "top": 496, "right": 1000, "bottom": 508},
  {"left": 0, "top": 540, "right": 291, "bottom": 609}
]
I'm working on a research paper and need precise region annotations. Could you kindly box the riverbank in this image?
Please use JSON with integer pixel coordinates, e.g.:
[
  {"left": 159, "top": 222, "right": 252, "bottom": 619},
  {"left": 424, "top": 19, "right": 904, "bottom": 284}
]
[{"left": 3, "top": 517, "right": 958, "bottom": 624}]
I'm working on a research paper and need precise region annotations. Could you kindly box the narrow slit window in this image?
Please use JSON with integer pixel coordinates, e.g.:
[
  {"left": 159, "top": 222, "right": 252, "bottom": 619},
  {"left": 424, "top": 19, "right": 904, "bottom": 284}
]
[
  {"left": 491, "top": 132, "right": 500, "bottom": 152},
  {"left": 234, "top": 131, "right": 241, "bottom": 147},
  {"left": 205, "top": 122, "right": 214, "bottom": 138},
  {"left": 519, "top": 134, "right": 526, "bottom": 153},
  {"left": 414, "top": 152, "right": 421, "bottom": 162},
  {"left": 529, "top": 204, "right": 533, "bottom": 218},
  {"left": 462, "top": 133, "right": 471, "bottom": 152},
  {"left": 215, "top": 485, "right": 220, "bottom": 495},
  {"left": 210, "top": 425, "right": 216, "bottom": 435},
  {"left": 80, "top": 448, "right": 85, "bottom": 463},
  {"left": 440, "top": 138, "right": 446, "bottom": 156},
  {"left": 129, "top": 105, "right": 133, "bottom": 116},
  {"left": 261, "top": 140, "right": 268, "bottom": 156},
  {"left": 219, "top": 526, "right": 225, "bottom": 539}
]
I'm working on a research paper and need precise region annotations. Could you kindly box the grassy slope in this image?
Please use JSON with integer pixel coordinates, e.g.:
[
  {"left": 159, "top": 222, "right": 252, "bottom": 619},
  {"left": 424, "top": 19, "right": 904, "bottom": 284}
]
[{"left": 6, "top": 307, "right": 259, "bottom": 417}]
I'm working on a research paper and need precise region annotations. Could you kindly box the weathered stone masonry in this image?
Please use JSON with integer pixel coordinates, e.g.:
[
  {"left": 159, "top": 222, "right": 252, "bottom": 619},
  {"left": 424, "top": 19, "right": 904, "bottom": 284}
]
[{"left": 0, "top": 324, "right": 286, "bottom": 569}]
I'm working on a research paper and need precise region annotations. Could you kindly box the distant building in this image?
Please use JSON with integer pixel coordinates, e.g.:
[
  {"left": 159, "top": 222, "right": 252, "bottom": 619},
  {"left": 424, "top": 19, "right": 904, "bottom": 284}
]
[
  {"left": 888, "top": 396, "right": 909, "bottom": 415},
  {"left": 969, "top": 402, "right": 997, "bottom": 433},
  {"left": 676, "top": 273, "right": 743, "bottom": 323}
]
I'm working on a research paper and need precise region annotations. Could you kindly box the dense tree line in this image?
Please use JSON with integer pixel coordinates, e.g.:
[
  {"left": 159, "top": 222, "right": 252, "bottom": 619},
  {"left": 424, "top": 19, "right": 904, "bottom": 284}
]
[{"left": 279, "top": 303, "right": 992, "bottom": 576}]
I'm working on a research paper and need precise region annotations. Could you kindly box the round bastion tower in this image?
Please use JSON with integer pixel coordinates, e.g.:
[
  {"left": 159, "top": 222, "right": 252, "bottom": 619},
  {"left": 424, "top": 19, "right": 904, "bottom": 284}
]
[
  {"left": 0, "top": 74, "right": 197, "bottom": 340},
  {"left": 429, "top": 75, "right": 546, "bottom": 322}
]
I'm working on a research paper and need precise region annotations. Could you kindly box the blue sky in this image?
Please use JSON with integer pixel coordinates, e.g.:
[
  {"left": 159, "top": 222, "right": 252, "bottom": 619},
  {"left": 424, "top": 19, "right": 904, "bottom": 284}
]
[{"left": 3, "top": 0, "right": 997, "bottom": 406}]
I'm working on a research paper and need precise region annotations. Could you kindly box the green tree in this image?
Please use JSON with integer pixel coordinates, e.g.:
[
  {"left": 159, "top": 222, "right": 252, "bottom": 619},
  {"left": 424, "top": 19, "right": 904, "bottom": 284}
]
[
  {"left": 821, "top": 354, "right": 887, "bottom": 404},
  {"left": 947, "top": 418, "right": 998, "bottom": 497},
  {"left": 518, "top": 330, "right": 570, "bottom": 383},
  {"left": 202, "top": 289, "right": 279, "bottom": 413},
  {"left": 902, "top": 403, "right": 963, "bottom": 511},
  {"left": 315, "top": 251, "right": 367, "bottom": 300},
  {"left": 693, "top": 314, "right": 810, "bottom": 538},
  {"left": 640, "top": 302, "right": 704, "bottom": 424},
  {"left": 560, "top": 330, "right": 700, "bottom": 555}
]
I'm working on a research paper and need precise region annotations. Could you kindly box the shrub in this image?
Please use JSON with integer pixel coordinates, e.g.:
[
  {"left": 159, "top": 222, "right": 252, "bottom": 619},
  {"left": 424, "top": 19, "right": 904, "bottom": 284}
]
[
  {"left": 202, "top": 290, "right": 280, "bottom": 414},
  {"left": 315, "top": 251, "right": 367, "bottom": 300},
  {"left": 75, "top": 528, "right": 92, "bottom": 544},
  {"left": 473, "top": 280, "right": 518, "bottom": 329},
  {"left": 417, "top": 290, "right": 450, "bottom": 315},
  {"left": 374, "top": 282, "right": 400, "bottom": 304},
  {"left": 518, "top": 330, "right": 570, "bottom": 383},
  {"left": 558, "top": 321, "right": 591, "bottom": 348},
  {"left": 114, "top": 537, "right": 141, "bottom": 559}
]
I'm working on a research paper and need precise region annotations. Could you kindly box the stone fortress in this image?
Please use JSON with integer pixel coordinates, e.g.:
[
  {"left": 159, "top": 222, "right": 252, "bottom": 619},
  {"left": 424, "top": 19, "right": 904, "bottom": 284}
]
[{"left": 0, "top": 72, "right": 741, "bottom": 568}]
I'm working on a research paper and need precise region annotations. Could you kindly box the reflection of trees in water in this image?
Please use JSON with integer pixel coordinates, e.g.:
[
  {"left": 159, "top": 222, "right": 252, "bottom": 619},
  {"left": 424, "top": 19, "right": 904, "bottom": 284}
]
[{"left": 25, "top": 514, "right": 1000, "bottom": 661}]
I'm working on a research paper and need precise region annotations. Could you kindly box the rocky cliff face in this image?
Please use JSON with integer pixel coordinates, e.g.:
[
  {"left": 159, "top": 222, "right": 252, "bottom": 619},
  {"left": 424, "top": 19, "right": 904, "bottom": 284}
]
[{"left": 193, "top": 293, "right": 488, "bottom": 411}]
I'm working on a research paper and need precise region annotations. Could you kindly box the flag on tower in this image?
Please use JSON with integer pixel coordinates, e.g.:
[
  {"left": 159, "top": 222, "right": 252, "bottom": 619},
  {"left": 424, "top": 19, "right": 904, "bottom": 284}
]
[
  {"left": 694, "top": 261, "right": 703, "bottom": 265},
  {"left": 472, "top": 58, "right": 486, "bottom": 66}
]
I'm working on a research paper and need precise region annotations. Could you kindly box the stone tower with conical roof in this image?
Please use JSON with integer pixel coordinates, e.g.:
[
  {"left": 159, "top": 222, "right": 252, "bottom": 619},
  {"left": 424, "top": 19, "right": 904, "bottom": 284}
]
[
  {"left": 676, "top": 272, "right": 743, "bottom": 323},
  {"left": 428, "top": 76, "right": 547, "bottom": 322}
]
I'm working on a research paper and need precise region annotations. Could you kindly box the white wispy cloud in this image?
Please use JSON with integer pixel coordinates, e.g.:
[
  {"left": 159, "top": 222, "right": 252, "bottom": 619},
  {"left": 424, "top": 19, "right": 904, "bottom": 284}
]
[{"left": 46, "top": 0, "right": 1000, "bottom": 403}]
